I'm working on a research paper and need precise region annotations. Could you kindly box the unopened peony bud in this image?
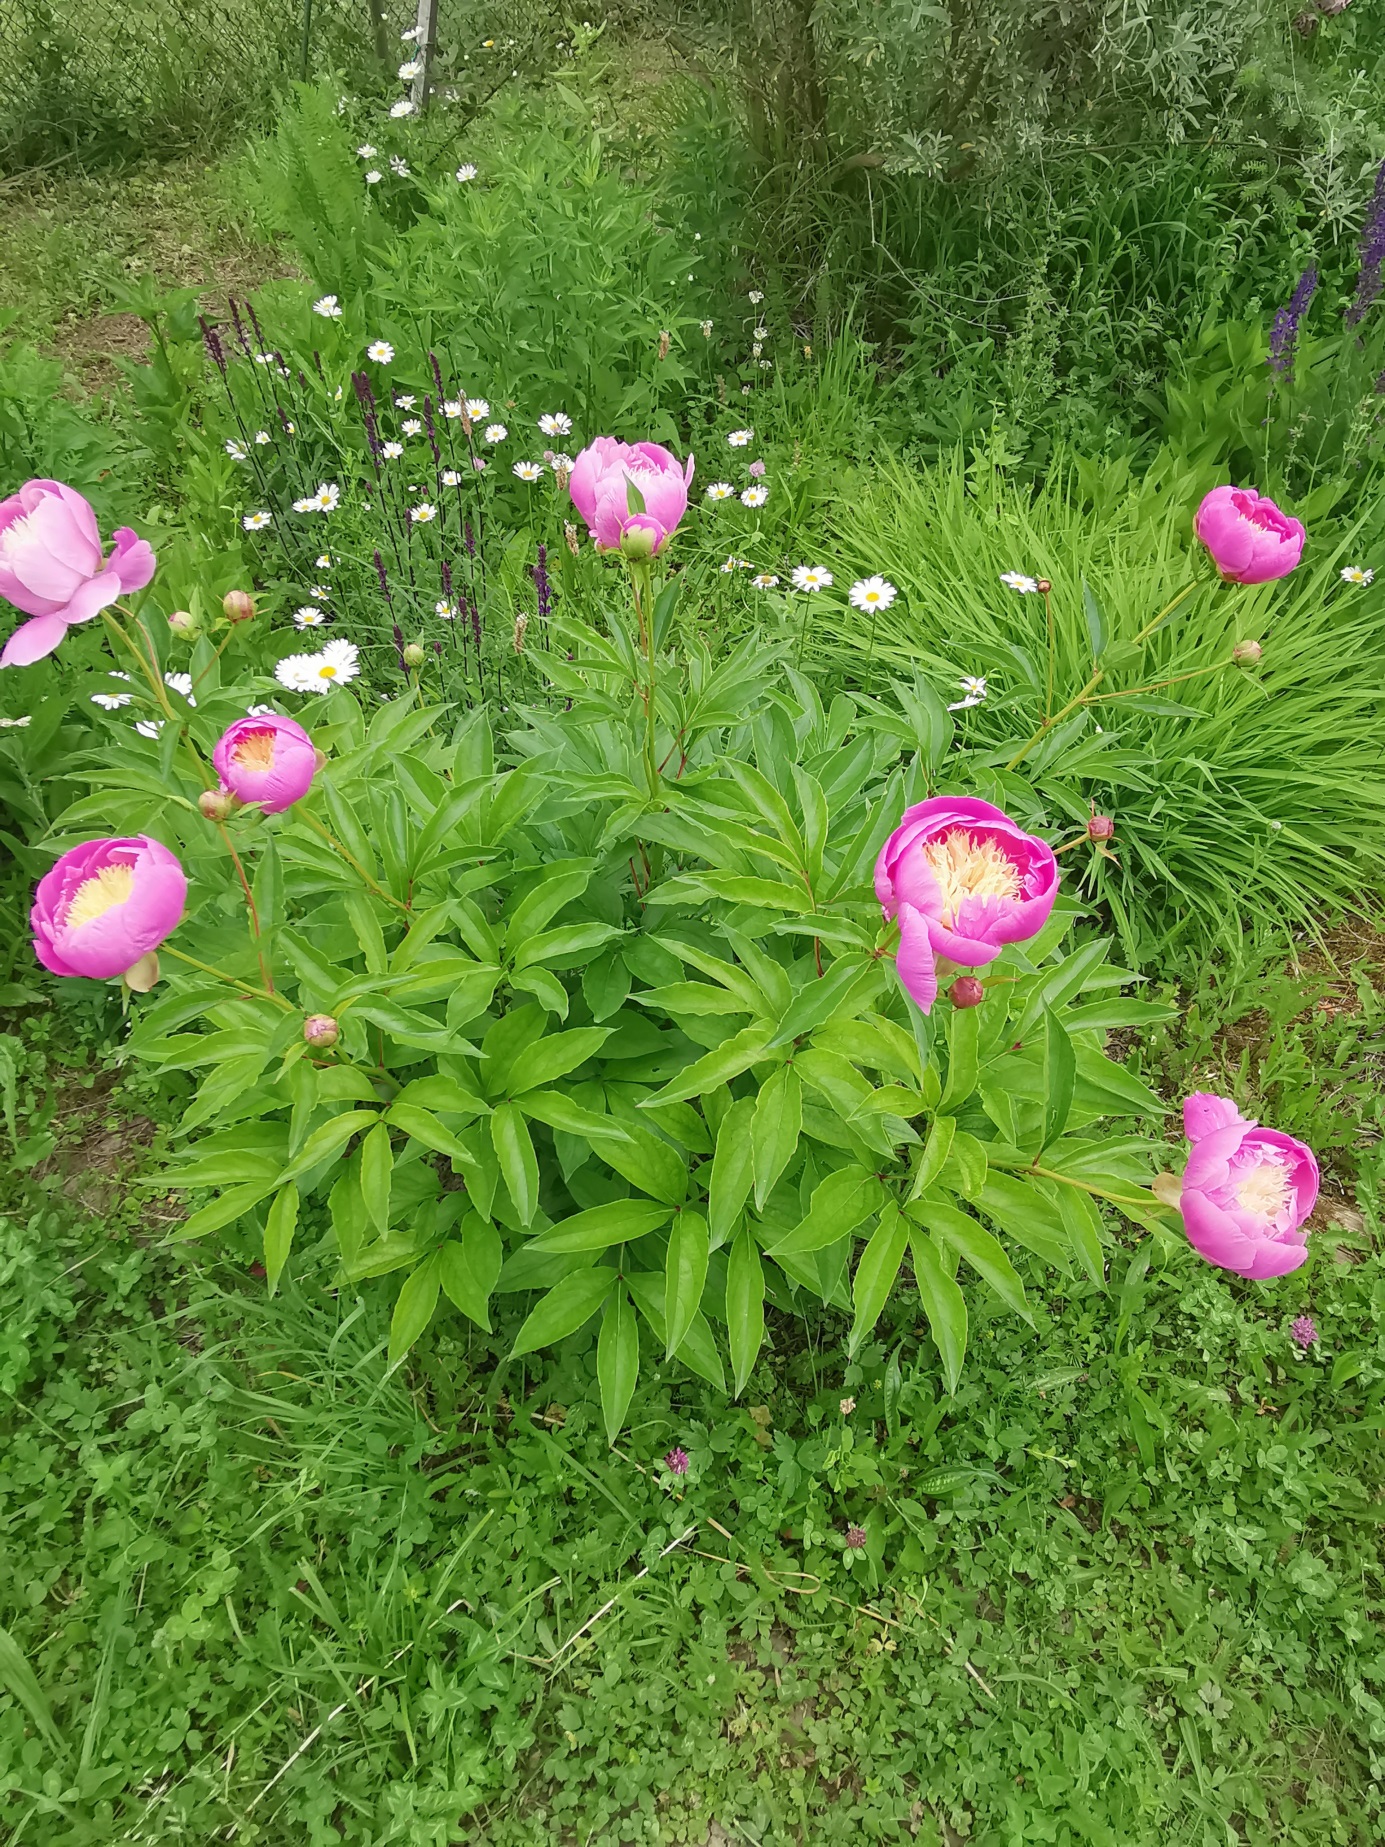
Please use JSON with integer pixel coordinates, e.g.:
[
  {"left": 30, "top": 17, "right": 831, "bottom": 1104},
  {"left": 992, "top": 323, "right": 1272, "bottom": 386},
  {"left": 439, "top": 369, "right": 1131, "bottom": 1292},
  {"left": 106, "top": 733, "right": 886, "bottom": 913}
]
[
  {"left": 949, "top": 976, "right": 985, "bottom": 1009},
  {"left": 1087, "top": 814, "right": 1116, "bottom": 841},
  {"left": 222, "top": 589, "right": 255, "bottom": 624},
  {"left": 619, "top": 522, "right": 658, "bottom": 563},
  {"left": 1233, "top": 638, "right": 1263, "bottom": 665},
  {"left": 168, "top": 609, "right": 200, "bottom": 638},
  {"left": 402, "top": 642, "right": 425, "bottom": 667},
  {"left": 199, "top": 788, "right": 234, "bottom": 820},
  {"left": 1036, "top": 578, "right": 1053, "bottom": 595},
  {"left": 303, "top": 1014, "right": 339, "bottom": 1048}
]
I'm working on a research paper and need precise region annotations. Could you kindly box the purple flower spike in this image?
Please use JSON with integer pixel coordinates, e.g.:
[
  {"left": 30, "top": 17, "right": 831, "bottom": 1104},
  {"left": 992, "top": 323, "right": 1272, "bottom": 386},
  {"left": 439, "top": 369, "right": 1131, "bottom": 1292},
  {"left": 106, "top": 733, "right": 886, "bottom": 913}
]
[
  {"left": 663, "top": 1446, "right": 690, "bottom": 1475},
  {"left": 1347, "top": 158, "right": 1385, "bottom": 328},
  {"left": 1269, "top": 265, "right": 1318, "bottom": 379},
  {"left": 1291, "top": 1314, "right": 1318, "bottom": 1350}
]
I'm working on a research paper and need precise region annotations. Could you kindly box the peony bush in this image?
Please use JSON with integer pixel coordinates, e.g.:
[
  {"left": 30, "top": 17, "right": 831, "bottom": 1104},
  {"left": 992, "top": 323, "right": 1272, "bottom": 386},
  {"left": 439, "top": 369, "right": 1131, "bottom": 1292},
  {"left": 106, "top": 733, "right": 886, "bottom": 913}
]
[{"left": 1, "top": 460, "right": 1325, "bottom": 1434}]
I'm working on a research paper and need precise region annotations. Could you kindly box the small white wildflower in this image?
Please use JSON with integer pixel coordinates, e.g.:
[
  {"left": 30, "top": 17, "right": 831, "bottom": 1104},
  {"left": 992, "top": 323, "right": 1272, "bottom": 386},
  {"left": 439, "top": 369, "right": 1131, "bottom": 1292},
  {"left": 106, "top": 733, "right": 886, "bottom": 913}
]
[
  {"left": 751, "top": 572, "right": 779, "bottom": 589},
  {"left": 395, "top": 393, "right": 416, "bottom": 409},
  {"left": 368, "top": 340, "right": 394, "bottom": 363},
  {"left": 948, "top": 676, "right": 989, "bottom": 711},
  {"left": 700, "top": 319, "right": 713, "bottom": 337},
  {"left": 313, "top": 294, "right": 343, "bottom": 319},
  {"left": 389, "top": 156, "right": 411, "bottom": 178},
  {"left": 357, "top": 143, "right": 377, "bottom": 158},
  {"left": 848, "top": 576, "right": 897, "bottom": 612},
  {"left": 727, "top": 428, "right": 753, "bottom": 447},
  {"left": 436, "top": 600, "right": 456, "bottom": 619},
  {"left": 441, "top": 468, "right": 462, "bottom": 486},
  {"left": 443, "top": 400, "right": 462, "bottom": 419},
  {"left": 313, "top": 483, "right": 339, "bottom": 511},
  {"left": 400, "top": 24, "right": 420, "bottom": 40},
  {"left": 294, "top": 607, "right": 328, "bottom": 628},
  {"left": 399, "top": 59, "right": 422, "bottom": 79},
  {"left": 389, "top": 98, "right": 415, "bottom": 118},
  {"left": 254, "top": 430, "right": 271, "bottom": 445},
  {"left": 254, "top": 352, "right": 277, "bottom": 366},
  {"left": 483, "top": 423, "right": 508, "bottom": 444},
  {"left": 740, "top": 484, "right": 768, "bottom": 508},
  {"left": 513, "top": 461, "right": 544, "bottom": 481},
  {"left": 791, "top": 565, "right": 833, "bottom": 591},
  {"left": 365, "top": 169, "right": 382, "bottom": 186},
  {"left": 134, "top": 718, "right": 164, "bottom": 739},
  {"left": 465, "top": 398, "right": 490, "bottom": 420},
  {"left": 704, "top": 482, "right": 735, "bottom": 501},
  {"left": 0, "top": 715, "right": 31, "bottom": 727},
  {"left": 1000, "top": 571, "right": 1040, "bottom": 593},
  {"left": 402, "top": 418, "right": 422, "bottom": 436},
  {"left": 538, "top": 412, "right": 572, "bottom": 436},
  {"left": 292, "top": 495, "right": 316, "bottom": 513},
  {"left": 243, "top": 511, "right": 272, "bottom": 531},
  {"left": 164, "top": 672, "right": 195, "bottom": 706},
  {"left": 1340, "top": 565, "right": 1374, "bottom": 585},
  {"left": 310, "top": 585, "right": 329, "bottom": 600},
  {"left": 382, "top": 440, "right": 404, "bottom": 459},
  {"left": 224, "top": 439, "right": 248, "bottom": 461},
  {"left": 91, "top": 691, "right": 133, "bottom": 710},
  {"left": 455, "top": 164, "right": 478, "bottom": 182},
  {"left": 316, "top": 553, "right": 332, "bottom": 569},
  {"left": 753, "top": 325, "right": 769, "bottom": 341},
  {"left": 411, "top": 503, "right": 438, "bottom": 523},
  {"left": 749, "top": 290, "right": 764, "bottom": 304}
]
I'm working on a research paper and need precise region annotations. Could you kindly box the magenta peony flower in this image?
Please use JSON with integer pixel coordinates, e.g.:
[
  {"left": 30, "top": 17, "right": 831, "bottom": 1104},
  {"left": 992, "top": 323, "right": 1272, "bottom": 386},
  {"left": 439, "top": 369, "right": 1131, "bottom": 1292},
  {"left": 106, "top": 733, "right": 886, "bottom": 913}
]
[
  {"left": 1193, "top": 487, "right": 1305, "bottom": 585},
  {"left": 875, "top": 796, "right": 1059, "bottom": 1013},
  {"left": 1176, "top": 1092, "right": 1318, "bottom": 1280},
  {"left": 213, "top": 713, "right": 318, "bottom": 814},
  {"left": 0, "top": 480, "right": 156, "bottom": 668},
  {"left": 32, "top": 836, "right": 186, "bottom": 982},
  {"left": 568, "top": 437, "right": 694, "bottom": 556}
]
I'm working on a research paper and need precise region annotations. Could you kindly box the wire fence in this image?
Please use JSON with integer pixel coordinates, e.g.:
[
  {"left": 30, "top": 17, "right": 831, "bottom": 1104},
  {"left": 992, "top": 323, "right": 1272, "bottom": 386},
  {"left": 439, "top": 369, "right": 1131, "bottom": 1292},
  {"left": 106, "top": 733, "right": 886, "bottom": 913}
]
[{"left": 0, "top": 0, "right": 419, "bottom": 171}]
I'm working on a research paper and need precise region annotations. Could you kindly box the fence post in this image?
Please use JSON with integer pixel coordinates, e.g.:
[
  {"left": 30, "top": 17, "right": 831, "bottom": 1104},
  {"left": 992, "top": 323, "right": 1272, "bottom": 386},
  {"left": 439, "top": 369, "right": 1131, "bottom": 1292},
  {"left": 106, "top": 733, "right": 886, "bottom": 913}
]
[
  {"left": 366, "top": 0, "right": 391, "bottom": 73},
  {"left": 410, "top": 0, "right": 439, "bottom": 111}
]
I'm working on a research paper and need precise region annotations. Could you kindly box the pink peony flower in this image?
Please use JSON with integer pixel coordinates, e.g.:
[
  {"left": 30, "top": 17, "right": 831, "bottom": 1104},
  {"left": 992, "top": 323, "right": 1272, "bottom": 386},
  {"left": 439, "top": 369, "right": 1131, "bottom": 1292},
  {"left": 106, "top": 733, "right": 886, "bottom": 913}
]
[
  {"left": 568, "top": 437, "right": 694, "bottom": 556},
  {"left": 1177, "top": 1092, "right": 1318, "bottom": 1280},
  {"left": 1193, "top": 487, "right": 1305, "bottom": 585},
  {"left": 32, "top": 836, "right": 186, "bottom": 981},
  {"left": 875, "top": 796, "right": 1059, "bottom": 1013},
  {"left": 213, "top": 713, "right": 318, "bottom": 814},
  {"left": 0, "top": 480, "right": 156, "bottom": 668}
]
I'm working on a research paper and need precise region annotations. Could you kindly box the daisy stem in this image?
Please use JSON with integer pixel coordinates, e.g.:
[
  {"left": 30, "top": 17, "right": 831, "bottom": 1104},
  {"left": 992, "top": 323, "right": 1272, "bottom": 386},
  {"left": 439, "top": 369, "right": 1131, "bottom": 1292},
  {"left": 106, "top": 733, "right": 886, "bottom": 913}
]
[
  {"left": 297, "top": 809, "right": 411, "bottom": 911},
  {"left": 162, "top": 944, "right": 294, "bottom": 1011},
  {"left": 215, "top": 820, "right": 275, "bottom": 994},
  {"left": 1043, "top": 587, "right": 1055, "bottom": 720}
]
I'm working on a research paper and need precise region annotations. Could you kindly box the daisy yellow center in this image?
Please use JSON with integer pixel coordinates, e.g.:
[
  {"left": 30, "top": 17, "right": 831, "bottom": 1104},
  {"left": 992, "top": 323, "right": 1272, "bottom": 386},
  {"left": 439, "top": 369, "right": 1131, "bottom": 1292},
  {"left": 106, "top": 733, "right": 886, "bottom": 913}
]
[
  {"left": 920, "top": 829, "right": 1021, "bottom": 927},
  {"left": 1237, "top": 1157, "right": 1293, "bottom": 1220},
  {"left": 66, "top": 862, "right": 136, "bottom": 929},
  {"left": 317, "top": 664, "right": 338, "bottom": 680},
  {"left": 231, "top": 730, "right": 277, "bottom": 774}
]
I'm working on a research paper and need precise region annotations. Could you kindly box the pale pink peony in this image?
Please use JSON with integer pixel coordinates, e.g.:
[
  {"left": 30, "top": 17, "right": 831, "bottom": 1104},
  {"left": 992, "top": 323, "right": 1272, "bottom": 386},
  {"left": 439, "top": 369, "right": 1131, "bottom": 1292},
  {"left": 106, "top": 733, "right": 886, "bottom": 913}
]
[
  {"left": 875, "top": 796, "right": 1058, "bottom": 1013},
  {"left": 568, "top": 437, "right": 694, "bottom": 556},
  {"left": 0, "top": 480, "right": 156, "bottom": 667},
  {"left": 1177, "top": 1092, "right": 1318, "bottom": 1279},
  {"left": 32, "top": 836, "right": 186, "bottom": 981},
  {"left": 1193, "top": 486, "right": 1305, "bottom": 585},
  {"left": 213, "top": 713, "right": 317, "bottom": 814}
]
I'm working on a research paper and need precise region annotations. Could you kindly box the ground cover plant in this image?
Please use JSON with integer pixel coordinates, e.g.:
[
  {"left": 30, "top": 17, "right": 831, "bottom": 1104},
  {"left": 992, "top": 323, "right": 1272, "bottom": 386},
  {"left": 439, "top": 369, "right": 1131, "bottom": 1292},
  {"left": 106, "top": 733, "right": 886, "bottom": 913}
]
[{"left": 2, "top": 13, "right": 1385, "bottom": 1844}]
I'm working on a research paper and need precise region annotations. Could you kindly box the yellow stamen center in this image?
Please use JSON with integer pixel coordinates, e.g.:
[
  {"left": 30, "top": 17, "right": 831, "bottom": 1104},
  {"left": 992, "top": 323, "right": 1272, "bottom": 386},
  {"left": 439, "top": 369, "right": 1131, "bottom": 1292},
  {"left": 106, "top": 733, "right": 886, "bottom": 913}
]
[
  {"left": 318, "top": 665, "right": 338, "bottom": 679},
  {"left": 921, "top": 829, "right": 1021, "bottom": 928},
  {"left": 1237, "top": 1158, "right": 1293, "bottom": 1220},
  {"left": 66, "top": 862, "right": 136, "bottom": 929},
  {"left": 231, "top": 729, "right": 277, "bottom": 774}
]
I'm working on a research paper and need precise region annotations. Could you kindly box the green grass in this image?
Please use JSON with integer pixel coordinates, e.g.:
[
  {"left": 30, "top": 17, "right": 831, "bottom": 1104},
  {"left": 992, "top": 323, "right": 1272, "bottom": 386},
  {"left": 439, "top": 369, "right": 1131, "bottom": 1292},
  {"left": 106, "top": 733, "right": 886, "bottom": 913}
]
[{"left": 2, "top": 992, "right": 1383, "bottom": 1844}]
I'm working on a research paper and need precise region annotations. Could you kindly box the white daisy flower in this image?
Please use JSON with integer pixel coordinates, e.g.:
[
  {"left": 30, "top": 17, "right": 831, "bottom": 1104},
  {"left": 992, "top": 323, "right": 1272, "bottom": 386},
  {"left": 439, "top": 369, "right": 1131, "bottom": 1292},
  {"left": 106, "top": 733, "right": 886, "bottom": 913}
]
[
  {"left": 311, "top": 483, "right": 338, "bottom": 512},
  {"left": 365, "top": 170, "right": 382, "bottom": 185},
  {"left": 283, "top": 421, "right": 296, "bottom": 434},
  {"left": 719, "top": 556, "right": 751, "bottom": 573},
  {"left": 753, "top": 325, "right": 769, "bottom": 341},
  {"left": 455, "top": 164, "right": 478, "bottom": 183},
  {"left": 436, "top": 600, "right": 456, "bottom": 619},
  {"left": 293, "top": 495, "right": 317, "bottom": 513},
  {"left": 538, "top": 412, "right": 572, "bottom": 435},
  {"left": 401, "top": 418, "right": 423, "bottom": 437},
  {"left": 382, "top": 440, "right": 404, "bottom": 459},
  {"left": 225, "top": 439, "right": 248, "bottom": 461},
  {"left": 513, "top": 461, "right": 544, "bottom": 480},
  {"left": 751, "top": 572, "right": 780, "bottom": 589},
  {"left": 1340, "top": 565, "right": 1374, "bottom": 585},
  {"left": 294, "top": 607, "right": 328, "bottom": 628},
  {"left": 948, "top": 676, "right": 988, "bottom": 711},
  {"left": 791, "top": 565, "right": 833, "bottom": 592},
  {"left": 254, "top": 352, "right": 277, "bottom": 366},
  {"left": 400, "top": 24, "right": 420, "bottom": 39},
  {"left": 704, "top": 482, "right": 735, "bottom": 501},
  {"left": 91, "top": 691, "right": 133, "bottom": 710},
  {"left": 274, "top": 653, "right": 321, "bottom": 692},
  {"left": 1000, "top": 571, "right": 1040, "bottom": 594},
  {"left": 246, "top": 704, "right": 276, "bottom": 717},
  {"left": 313, "top": 294, "right": 343, "bottom": 319},
  {"left": 399, "top": 59, "right": 422, "bottom": 78},
  {"left": 749, "top": 290, "right": 764, "bottom": 304},
  {"left": 389, "top": 98, "right": 415, "bottom": 118},
  {"left": 134, "top": 718, "right": 164, "bottom": 739},
  {"left": 0, "top": 715, "right": 32, "bottom": 727},
  {"left": 441, "top": 468, "right": 462, "bottom": 486},
  {"left": 357, "top": 143, "right": 377, "bottom": 158},
  {"left": 442, "top": 400, "right": 462, "bottom": 419},
  {"left": 165, "top": 672, "right": 196, "bottom": 705},
  {"left": 310, "top": 585, "right": 330, "bottom": 600},
  {"left": 741, "top": 485, "right": 768, "bottom": 508},
  {"left": 243, "top": 511, "right": 272, "bottom": 531},
  {"left": 411, "top": 503, "right": 438, "bottom": 523},
  {"left": 848, "top": 576, "right": 897, "bottom": 612},
  {"left": 316, "top": 553, "right": 332, "bottom": 569},
  {"left": 393, "top": 393, "right": 415, "bottom": 410},
  {"left": 727, "top": 429, "right": 753, "bottom": 447},
  {"left": 368, "top": 340, "right": 394, "bottom": 364},
  {"left": 313, "top": 638, "right": 360, "bottom": 687},
  {"left": 700, "top": 320, "right": 713, "bottom": 337},
  {"left": 483, "top": 423, "right": 507, "bottom": 444},
  {"left": 389, "top": 156, "right": 410, "bottom": 178},
  {"left": 253, "top": 430, "right": 271, "bottom": 445},
  {"left": 465, "top": 398, "right": 490, "bottom": 420}
]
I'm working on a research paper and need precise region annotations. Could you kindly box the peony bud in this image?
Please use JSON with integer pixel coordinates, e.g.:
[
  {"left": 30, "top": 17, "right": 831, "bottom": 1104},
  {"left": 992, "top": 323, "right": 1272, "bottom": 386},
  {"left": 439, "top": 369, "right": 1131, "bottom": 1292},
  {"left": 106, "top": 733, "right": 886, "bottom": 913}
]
[
  {"left": 402, "top": 642, "right": 425, "bottom": 667},
  {"left": 1036, "top": 578, "right": 1053, "bottom": 595},
  {"left": 199, "top": 788, "right": 234, "bottom": 820},
  {"left": 1087, "top": 814, "right": 1116, "bottom": 841},
  {"left": 949, "top": 975, "right": 985, "bottom": 1009},
  {"left": 168, "top": 609, "right": 200, "bottom": 639},
  {"left": 618, "top": 521, "right": 658, "bottom": 563},
  {"left": 1233, "top": 638, "right": 1263, "bottom": 665},
  {"left": 222, "top": 589, "right": 256, "bottom": 624},
  {"left": 303, "top": 1014, "right": 339, "bottom": 1048}
]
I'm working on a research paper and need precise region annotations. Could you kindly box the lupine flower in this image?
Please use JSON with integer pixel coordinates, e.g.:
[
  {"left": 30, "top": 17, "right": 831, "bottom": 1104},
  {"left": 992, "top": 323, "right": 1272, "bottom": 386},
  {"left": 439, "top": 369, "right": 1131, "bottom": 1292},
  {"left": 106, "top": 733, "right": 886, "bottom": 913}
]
[
  {"left": 455, "top": 164, "right": 478, "bottom": 182},
  {"left": 1291, "top": 1314, "right": 1318, "bottom": 1349},
  {"left": 849, "top": 575, "right": 896, "bottom": 612},
  {"left": 791, "top": 565, "right": 832, "bottom": 591},
  {"left": 1195, "top": 487, "right": 1305, "bottom": 584},
  {"left": 513, "top": 461, "right": 544, "bottom": 480},
  {"left": 704, "top": 483, "right": 734, "bottom": 501},
  {"left": 367, "top": 340, "right": 394, "bottom": 364},
  {"left": 313, "top": 294, "right": 343, "bottom": 320},
  {"left": 1175, "top": 1093, "right": 1318, "bottom": 1279},
  {"left": 741, "top": 484, "right": 768, "bottom": 507},
  {"left": 1268, "top": 266, "right": 1318, "bottom": 378},
  {"left": 214, "top": 713, "right": 318, "bottom": 813},
  {"left": 32, "top": 836, "right": 186, "bottom": 983},
  {"left": 1346, "top": 158, "right": 1385, "bottom": 328},
  {"left": 948, "top": 675, "right": 988, "bottom": 711},
  {"left": 568, "top": 437, "right": 695, "bottom": 555},
  {"left": 875, "top": 797, "right": 1059, "bottom": 1013},
  {"left": 0, "top": 481, "right": 156, "bottom": 668},
  {"left": 1000, "top": 571, "right": 1039, "bottom": 593},
  {"left": 663, "top": 1447, "right": 690, "bottom": 1475},
  {"left": 727, "top": 428, "right": 753, "bottom": 447},
  {"left": 483, "top": 423, "right": 508, "bottom": 444},
  {"left": 1340, "top": 565, "right": 1374, "bottom": 585}
]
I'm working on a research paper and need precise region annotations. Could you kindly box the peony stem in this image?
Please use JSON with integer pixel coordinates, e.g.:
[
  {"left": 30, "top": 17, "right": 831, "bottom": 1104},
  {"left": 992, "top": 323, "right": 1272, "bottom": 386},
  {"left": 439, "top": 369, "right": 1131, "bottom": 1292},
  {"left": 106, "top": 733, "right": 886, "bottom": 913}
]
[
  {"left": 191, "top": 626, "right": 238, "bottom": 692},
  {"left": 215, "top": 821, "right": 275, "bottom": 993},
  {"left": 628, "top": 559, "right": 659, "bottom": 797},
  {"left": 162, "top": 944, "right": 294, "bottom": 1011},
  {"left": 1131, "top": 578, "right": 1202, "bottom": 647},
  {"left": 297, "top": 809, "right": 411, "bottom": 911},
  {"left": 1003, "top": 670, "right": 1105, "bottom": 771},
  {"left": 1085, "top": 658, "right": 1235, "bottom": 703}
]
